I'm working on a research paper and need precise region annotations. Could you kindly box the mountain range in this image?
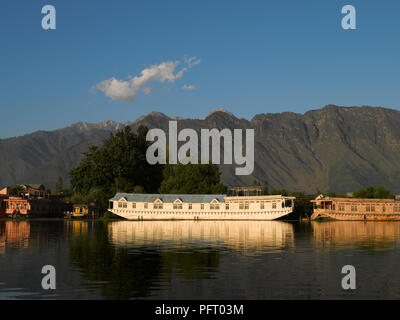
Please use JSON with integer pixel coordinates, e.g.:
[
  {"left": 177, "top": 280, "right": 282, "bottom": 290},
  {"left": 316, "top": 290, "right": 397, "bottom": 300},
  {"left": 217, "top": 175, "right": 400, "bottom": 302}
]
[{"left": 1, "top": 105, "right": 400, "bottom": 194}]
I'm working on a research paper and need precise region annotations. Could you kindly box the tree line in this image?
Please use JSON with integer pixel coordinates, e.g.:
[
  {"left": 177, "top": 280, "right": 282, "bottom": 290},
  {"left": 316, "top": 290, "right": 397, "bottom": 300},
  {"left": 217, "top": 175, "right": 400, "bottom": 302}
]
[
  {"left": 6, "top": 125, "right": 398, "bottom": 218},
  {"left": 68, "top": 126, "right": 226, "bottom": 212}
]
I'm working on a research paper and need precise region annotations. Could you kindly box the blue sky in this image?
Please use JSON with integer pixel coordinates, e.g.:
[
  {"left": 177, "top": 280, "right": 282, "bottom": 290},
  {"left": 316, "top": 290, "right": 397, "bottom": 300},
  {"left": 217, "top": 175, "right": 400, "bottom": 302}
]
[{"left": 1, "top": 0, "right": 400, "bottom": 138}]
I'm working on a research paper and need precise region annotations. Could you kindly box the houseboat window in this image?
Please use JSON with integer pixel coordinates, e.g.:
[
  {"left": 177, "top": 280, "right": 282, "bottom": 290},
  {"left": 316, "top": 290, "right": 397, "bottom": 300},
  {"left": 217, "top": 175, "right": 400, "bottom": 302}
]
[
  {"left": 144, "top": 203, "right": 148, "bottom": 209},
  {"left": 272, "top": 203, "right": 276, "bottom": 209},
  {"left": 188, "top": 203, "right": 192, "bottom": 210},
  {"left": 351, "top": 205, "right": 357, "bottom": 212},
  {"left": 339, "top": 204, "right": 345, "bottom": 211},
  {"left": 173, "top": 203, "right": 182, "bottom": 210},
  {"left": 366, "top": 204, "right": 375, "bottom": 212},
  {"left": 210, "top": 204, "right": 219, "bottom": 210},
  {"left": 260, "top": 203, "right": 264, "bottom": 209},
  {"left": 225, "top": 203, "right": 229, "bottom": 210},
  {"left": 132, "top": 203, "right": 136, "bottom": 209},
  {"left": 382, "top": 205, "right": 386, "bottom": 212},
  {"left": 394, "top": 205, "right": 400, "bottom": 212},
  {"left": 154, "top": 202, "right": 163, "bottom": 209},
  {"left": 201, "top": 204, "right": 204, "bottom": 210},
  {"left": 240, "top": 202, "right": 249, "bottom": 210}
]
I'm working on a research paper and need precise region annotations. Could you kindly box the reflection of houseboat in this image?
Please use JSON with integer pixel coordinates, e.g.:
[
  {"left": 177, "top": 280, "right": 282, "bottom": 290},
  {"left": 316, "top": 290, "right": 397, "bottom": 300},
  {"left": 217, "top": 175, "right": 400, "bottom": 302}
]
[
  {"left": 311, "top": 221, "right": 400, "bottom": 248},
  {"left": 311, "top": 195, "right": 400, "bottom": 220},
  {"left": 0, "top": 221, "right": 30, "bottom": 253},
  {"left": 108, "top": 220, "right": 294, "bottom": 254},
  {"left": 108, "top": 187, "right": 295, "bottom": 221}
]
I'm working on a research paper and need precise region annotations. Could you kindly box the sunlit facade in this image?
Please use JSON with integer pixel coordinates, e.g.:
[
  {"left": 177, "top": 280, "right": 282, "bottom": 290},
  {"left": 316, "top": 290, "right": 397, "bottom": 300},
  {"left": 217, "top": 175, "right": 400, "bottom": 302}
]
[{"left": 108, "top": 193, "right": 295, "bottom": 220}]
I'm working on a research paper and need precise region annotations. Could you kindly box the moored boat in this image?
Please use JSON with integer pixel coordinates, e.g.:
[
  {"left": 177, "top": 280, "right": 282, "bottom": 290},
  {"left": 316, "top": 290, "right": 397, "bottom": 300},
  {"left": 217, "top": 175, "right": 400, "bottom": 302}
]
[
  {"left": 108, "top": 187, "right": 295, "bottom": 221},
  {"left": 311, "top": 195, "right": 400, "bottom": 220}
]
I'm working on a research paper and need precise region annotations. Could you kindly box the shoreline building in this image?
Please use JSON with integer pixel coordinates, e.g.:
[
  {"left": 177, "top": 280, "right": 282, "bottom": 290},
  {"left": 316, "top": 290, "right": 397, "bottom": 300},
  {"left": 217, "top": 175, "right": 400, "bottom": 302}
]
[
  {"left": 311, "top": 195, "right": 400, "bottom": 220},
  {"left": 108, "top": 187, "right": 295, "bottom": 221},
  {"left": 3, "top": 196, "right": 68, "bottom": 218},
  {"left": 0, "top": 185, "right": 69, "bottom": 218},
  {"left": 17, "top": 184, "right": 49, "bottom": 199}
]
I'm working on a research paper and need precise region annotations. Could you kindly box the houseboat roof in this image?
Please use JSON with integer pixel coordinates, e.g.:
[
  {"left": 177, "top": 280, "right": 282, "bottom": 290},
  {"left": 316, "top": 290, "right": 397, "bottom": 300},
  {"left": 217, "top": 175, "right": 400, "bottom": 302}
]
[
  {"left": 19, "top": 184, "right": 46, "bottom": 190},
  {"left": 111, "top": 193, "right": 227, "bottom": 203},
  {"left": 311, "top": 197, "right": 400, "bottom": 203}
]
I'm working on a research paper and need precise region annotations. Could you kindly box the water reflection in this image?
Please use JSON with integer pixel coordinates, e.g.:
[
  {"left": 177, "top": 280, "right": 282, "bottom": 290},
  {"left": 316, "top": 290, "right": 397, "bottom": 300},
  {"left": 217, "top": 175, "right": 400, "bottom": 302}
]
[
  {"left": 3, "top": 220, "right": 400, "bottom": 299},
  {"left": 311, "top": 221, "right": 400, "bottom": 251},
  {"left": 108, "top": 220, "right": 295, "bottom": 255},
  {"left": 0, "top": 221, "right": 30, "bottom": 254},
  {"left": 65, "top": 220, "right": 89, "bottom": 235},
  {"left": 67, "top": 220, "right": 164, "bottom": 299},
  {"left": 66, "top": 220, "right": 295, "bottom": 298}
]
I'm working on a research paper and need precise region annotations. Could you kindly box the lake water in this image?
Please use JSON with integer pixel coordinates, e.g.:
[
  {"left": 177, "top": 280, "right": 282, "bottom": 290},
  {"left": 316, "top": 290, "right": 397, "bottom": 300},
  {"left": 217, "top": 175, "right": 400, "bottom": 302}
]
[{"left": 1, "top": 219, "right": 400, "bottom": 299}]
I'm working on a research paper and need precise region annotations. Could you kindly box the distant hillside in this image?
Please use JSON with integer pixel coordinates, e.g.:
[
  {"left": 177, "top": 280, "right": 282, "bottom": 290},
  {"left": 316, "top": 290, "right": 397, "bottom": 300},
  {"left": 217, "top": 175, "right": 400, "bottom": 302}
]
[
  {"left": 1, "top": 105, "right": 400, "bottom": 194},
  {"left": 0, "top": 121, "right": 124, "bottom": 191}
]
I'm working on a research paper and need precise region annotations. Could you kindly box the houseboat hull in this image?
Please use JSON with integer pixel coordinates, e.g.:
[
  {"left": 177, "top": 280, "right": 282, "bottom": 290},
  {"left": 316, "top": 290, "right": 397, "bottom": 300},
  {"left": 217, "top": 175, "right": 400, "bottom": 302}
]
[
  {"left": 7, "top": 213, "right": 28, "bottom": 219},
  {"left": 311, "top": 209, "right": 400, "bottom": 221},
  {"left": 108, "top": 208, "right": 294, "bottom": 221}
]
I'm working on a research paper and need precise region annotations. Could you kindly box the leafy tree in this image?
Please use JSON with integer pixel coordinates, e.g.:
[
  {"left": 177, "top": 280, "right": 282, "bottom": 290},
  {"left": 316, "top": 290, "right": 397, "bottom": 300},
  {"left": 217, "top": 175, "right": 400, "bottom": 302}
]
[
  {"left": 353, "top": 186, "right": 394, "bottom": 199},
  {"left": 267, "top": 189, "right": 314, "bottom": 219},
  {"left": 70, "top": 125, "right": 164, "bottom": 210},
  {"left": 159, "top": 163, "right": 227, "bottom": 194},
  {"left": 289, "top": 191, "right": 314, "bottom": 219},
  {"left": 263, "top": 181, "right": 269, "bottom": 195},
  {"left": 270, "top": 189, "right": 289, "bottom": 196},
  {"left": 325, "top": 192, "right": 347, "bottom": 198},
  {"left": 56, "top": 176, "right": 64, "bottom": 194},
  {"left": 374, "top": 186, "right": 394, "bottom": 199},
  {"left": 8, "top": 185, "right": 24, "bottom": 196}
]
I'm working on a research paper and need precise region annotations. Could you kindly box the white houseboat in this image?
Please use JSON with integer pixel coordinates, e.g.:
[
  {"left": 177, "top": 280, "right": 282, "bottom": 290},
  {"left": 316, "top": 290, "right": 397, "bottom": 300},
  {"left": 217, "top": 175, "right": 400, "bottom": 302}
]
[{"left": 108, "top": 187, "right": 295, "bottom": 221}]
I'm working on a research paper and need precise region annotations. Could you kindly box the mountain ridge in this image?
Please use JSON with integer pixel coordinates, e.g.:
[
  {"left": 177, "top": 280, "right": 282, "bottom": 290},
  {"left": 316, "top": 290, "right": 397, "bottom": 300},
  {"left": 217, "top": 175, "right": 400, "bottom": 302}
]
[{"left": 1, "top": 105, "right": 400, "bottom": 194}]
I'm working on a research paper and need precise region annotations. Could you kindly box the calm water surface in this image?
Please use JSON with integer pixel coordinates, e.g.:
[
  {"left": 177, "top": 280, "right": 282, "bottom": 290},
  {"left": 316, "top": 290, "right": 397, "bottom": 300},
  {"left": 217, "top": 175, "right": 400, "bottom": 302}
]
[{"left": 1, "top": 219, "right": 400, "bottom": 299}]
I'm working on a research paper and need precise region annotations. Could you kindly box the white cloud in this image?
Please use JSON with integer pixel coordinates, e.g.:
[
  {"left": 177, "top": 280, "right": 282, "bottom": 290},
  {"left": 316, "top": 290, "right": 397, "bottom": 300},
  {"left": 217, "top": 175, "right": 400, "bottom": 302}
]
[
  {"left": 184, "top": 56, "right": 201, "bottom": 68},
  {"left": 182, "top": 84, "right": 197, "bottom": 91},
  {"left": 95, "top": 57, "right": 200, "bottom": 102}
]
